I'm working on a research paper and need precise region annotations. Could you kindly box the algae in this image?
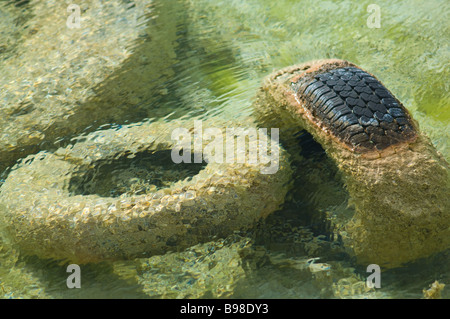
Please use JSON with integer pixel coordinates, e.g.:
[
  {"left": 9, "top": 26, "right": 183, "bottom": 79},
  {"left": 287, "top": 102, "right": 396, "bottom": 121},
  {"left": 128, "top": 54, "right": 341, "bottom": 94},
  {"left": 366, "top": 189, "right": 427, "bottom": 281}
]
[{"left": 0, "top": 0, "right": 448, "bottom": 299}]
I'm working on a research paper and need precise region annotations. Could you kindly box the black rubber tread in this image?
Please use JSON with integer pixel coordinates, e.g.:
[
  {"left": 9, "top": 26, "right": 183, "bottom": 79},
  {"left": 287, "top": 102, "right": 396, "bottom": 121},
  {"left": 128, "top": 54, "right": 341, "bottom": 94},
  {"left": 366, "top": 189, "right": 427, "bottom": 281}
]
[{"left": 296, "top": 67, "right": 416, "bottom": 151}]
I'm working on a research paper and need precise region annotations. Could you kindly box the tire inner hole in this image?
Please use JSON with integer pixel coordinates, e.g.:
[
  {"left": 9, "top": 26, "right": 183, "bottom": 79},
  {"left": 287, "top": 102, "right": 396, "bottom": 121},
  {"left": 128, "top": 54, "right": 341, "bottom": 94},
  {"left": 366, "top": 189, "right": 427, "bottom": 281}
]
[{"left": 68, "top": 150, "right": 207, "bottom": 198}]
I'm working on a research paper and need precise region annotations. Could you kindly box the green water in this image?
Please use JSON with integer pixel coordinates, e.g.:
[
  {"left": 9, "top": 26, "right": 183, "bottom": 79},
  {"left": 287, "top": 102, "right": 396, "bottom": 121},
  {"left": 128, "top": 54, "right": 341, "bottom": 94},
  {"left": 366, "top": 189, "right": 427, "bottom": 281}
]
[{"left": 0, "top": 0, "right": 448, "bottom": 298}]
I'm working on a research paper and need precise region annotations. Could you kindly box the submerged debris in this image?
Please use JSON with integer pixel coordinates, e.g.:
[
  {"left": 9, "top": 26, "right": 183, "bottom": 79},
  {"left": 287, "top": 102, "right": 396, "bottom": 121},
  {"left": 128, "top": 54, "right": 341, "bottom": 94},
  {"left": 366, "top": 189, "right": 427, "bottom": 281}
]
[
  {"left": 113, "top": 235, "right": 257, "bottom": 298},
  {"left": 423, "top": 281, "right": 445, "bottom": 299}
]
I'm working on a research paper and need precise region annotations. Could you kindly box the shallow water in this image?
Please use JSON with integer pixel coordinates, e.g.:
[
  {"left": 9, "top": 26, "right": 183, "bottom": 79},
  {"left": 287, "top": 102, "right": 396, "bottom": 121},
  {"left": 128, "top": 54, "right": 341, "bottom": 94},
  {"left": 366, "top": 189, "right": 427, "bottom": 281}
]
[{"left": 0, "top": 0, "right": 448, "bottom": 299}]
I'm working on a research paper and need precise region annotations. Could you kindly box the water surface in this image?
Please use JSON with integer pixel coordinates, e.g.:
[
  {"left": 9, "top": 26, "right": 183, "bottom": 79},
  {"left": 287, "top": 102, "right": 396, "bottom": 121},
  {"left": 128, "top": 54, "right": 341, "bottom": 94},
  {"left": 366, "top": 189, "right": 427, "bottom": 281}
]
[{"left": 0, "top": 0, "right": 448, "bottom": 299}]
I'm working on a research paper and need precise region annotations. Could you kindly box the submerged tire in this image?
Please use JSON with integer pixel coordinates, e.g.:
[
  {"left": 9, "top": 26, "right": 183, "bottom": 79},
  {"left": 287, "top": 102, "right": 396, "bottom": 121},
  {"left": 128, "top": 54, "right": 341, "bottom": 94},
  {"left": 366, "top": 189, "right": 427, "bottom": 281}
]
[
  {"left": 293, "top": 66, "right": 416, "bottom": 152},
  {"left": 256, "top": 59, "right": 450, "bottom": 268},
  {"left": 0, "top": 119, "right": 291, "bottom": 263}
]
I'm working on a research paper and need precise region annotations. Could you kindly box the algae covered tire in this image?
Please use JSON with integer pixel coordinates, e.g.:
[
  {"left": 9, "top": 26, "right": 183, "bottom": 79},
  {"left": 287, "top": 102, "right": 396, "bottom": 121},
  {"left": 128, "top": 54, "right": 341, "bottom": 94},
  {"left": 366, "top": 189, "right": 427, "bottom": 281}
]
[
  {"left": 0, "top": 119, "right": 291, "bottom": 263},
  {"left": 256, "top": 59, "right": 450, "bottom": 268}
]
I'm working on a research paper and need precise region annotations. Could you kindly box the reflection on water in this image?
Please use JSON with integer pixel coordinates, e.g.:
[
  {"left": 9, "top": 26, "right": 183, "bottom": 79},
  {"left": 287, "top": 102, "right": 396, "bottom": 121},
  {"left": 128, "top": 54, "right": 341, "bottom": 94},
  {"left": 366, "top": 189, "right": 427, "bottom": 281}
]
[{"left": 0, "top": 0, "right": 448, "bottom": 298}]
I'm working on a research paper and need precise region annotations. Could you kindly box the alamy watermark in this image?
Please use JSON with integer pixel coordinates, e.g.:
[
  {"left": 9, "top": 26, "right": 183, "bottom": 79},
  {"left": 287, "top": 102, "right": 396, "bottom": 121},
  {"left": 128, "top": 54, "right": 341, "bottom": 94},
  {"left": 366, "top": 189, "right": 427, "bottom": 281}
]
[
  {"left": 367, "top": 4, "right": 381, "bottom": 29},
  {"left": 66, "top": 4, "right": 81, "bottom": 29},
  {"left": 171, "top": 120, "right": 280, "bottom": 174},
  {"left": 366, "top": 264, "right": 381, "bottom": 288},
  {"left": 66, "top": 264, "right": 81, "bottom": 288}
]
